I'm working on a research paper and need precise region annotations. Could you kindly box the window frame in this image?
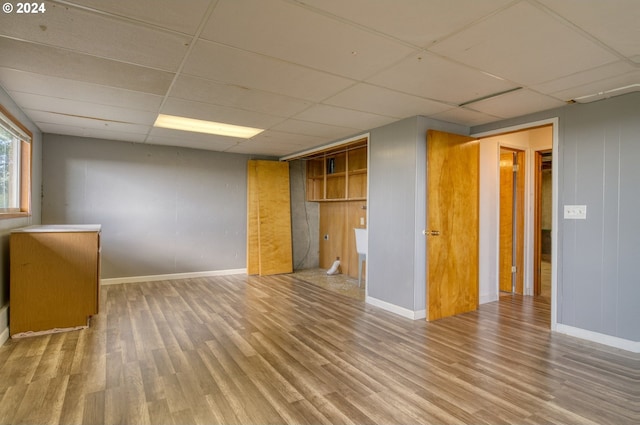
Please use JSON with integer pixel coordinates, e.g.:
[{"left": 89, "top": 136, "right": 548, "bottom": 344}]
[{"left": 0, "top": 104, "right": 32, "bottom": 219}]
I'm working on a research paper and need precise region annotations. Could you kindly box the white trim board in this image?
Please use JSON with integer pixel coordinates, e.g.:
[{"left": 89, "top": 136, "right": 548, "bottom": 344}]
[
  {"left": 556, "top": 324, "right": 639, "bottom": 353},
  {"left": 366, "top": 296, "right": 426, "bottom": 320},
  {"left": 101, "top": 268, "right": 247, "bottom": 285}
]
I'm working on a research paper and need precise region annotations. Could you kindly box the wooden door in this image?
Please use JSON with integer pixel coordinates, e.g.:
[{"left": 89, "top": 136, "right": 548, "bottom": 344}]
[
  {"left": 247, "top": 160, "right": 293, "bottom": 276},
  {"left": 499, "top": 152, "right": 515, "bottom": 292},
  {"left": 499, "top": 149, "right": 525, "bottom": 294},
  {"left": 426, "top": 130, "right": 479, "bottom": 321}
]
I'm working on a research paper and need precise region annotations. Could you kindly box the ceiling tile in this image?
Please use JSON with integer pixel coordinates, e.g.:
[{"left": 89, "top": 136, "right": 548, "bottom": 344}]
[
  {"left": 294, "top": 104, "right": 395, "bottom": 130},
  {"left": 10, "top": 92, "right": 157, "bottom": 125},
  {"left": 538, "top": 0, "right": 640, "bottom": 59},
  {"left": 0, "top": 38, "right": 175, "bottom": 95},
  {"left": 0, "top": 68, "right": 163, "bottom": 111},
  {"left": 465, "top": 89, "right": 566, "bottom": 119},
  {"left": 550, "top": 71, "right": 640, "bottom": 103},
  {"left": 531, "top": 61, "right": 636, "bottom": 97},
  {"left": 37, "top": 122, "right": 148, "bottom": 143},
  {"left": 63, "top": 0, "right": 212, "bottom": 35},
  {"left": 170, "top": 75, "right": 312, "bottom": 117},
  {"left": 429, "top": 1, "right": 620, "bottom": 86},
  {"left": 0, "top": 2, "right": 191, "bottom": 71},
  {"left": 430, "top": 107, "right": 502, "bottom": 127},
  {"left": 200, "top": 0, "right": 415, "bottom": 80},
  {"left": 367, "top": 52, "right": 518, "bottom": 104},
  {"left": 25, "top": 109, "right": 152, "bottom": 134},
  {"left": 160, "top": 98, "right": 285, "bottom": 129},
  {"left": 250, "top": 130, "right": 326, "bottom": 152},
  {"left": 224, "top": 138, "right": 303, "bottom": 157},
  {"left": 324, "top": 83, "right": 451, "bottom": 118},
  {"left": 294, "top": 0, "right": 513, "bottom": 47},
  {"left": 271, "top": 119, "right": 359, "bottom": 140},
  {"left": 182, "top": 40, "right": 355, "bottom": 102},
  {"left": 147, "top": 127, "right": 240, "bottom": 152}
]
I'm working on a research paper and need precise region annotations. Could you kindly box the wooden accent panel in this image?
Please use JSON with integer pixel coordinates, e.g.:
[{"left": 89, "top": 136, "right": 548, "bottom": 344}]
[
  {"left": 10, "top": 229, "right": 100, "bottom": 335},
  {"left": 499, "top": 152, "right": 514, "bottom": 292},
  {"left": 427, "top": 130, "right": 479, "bottom": 321},
  {"left": 499, "top": 149, "right": 525, "bottom": 294},
  {"left": 0, "top": 275, "right": 633, "bottom": 425},
  {"left": 319, "top": 202, "right": 345, "bottom": 271},
  {"left": 246, "top": 161, "right": 260, "bottom": 275},
  {"left": 319, "top": 200, "right": 366, "bottom": 278},
  {"left": 247, "top": 160, "right": 293, "bottom": 276}
]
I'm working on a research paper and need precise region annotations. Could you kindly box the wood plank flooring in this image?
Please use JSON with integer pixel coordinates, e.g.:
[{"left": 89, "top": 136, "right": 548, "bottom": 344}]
[{"left": 0, "top": 274, "right": 637, "bottom": 424}]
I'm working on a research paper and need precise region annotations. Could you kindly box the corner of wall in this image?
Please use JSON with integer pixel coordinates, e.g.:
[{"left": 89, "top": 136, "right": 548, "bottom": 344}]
[{"left": 0, "top": 304, "right": 9, "bottom": 346}]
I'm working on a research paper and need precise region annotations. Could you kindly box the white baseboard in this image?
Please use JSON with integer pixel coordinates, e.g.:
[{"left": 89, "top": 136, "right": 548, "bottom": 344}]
[
  {"left": 0, "top": 304, "right": 9, "bottom": 346},
  {"left": 100, "top": 268, "right": 247, "bottom": 286},
  {"left": 366, "top": 296, "right": 426, "bottom": 320},
  {"left": 480, "top": 293, "right": 499, "bottom": 305},
  {"left": 556, "top": 324, "right": 639, "bottom": 353}
]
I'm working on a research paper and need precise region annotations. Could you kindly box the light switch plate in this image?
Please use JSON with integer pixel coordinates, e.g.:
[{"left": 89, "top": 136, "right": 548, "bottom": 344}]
[{"left": 564, "top": 205, "right": 587, "bottom": 219}]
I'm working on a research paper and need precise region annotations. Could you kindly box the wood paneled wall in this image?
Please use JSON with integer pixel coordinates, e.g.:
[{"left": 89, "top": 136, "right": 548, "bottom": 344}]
[{"left": 319, "top": 200, "right": 367, "bottom": 278}]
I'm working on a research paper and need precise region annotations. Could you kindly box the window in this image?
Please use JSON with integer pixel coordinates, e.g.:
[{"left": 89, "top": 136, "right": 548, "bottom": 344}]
[{"left": 0, "top": 105, "right": 31, "bottom": 218}]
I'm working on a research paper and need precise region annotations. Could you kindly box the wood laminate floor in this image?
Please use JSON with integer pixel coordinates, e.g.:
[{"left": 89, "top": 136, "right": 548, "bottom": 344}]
[{"left": 0, "top": 274, "right": 637, "bottom": 424}]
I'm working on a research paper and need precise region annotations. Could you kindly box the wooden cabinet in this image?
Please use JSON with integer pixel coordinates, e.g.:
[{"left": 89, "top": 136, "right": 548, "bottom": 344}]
[
  {"left": 306, "top": 142, "right": 367, "bottom": 202},
  {"left": 10, "top": 225, "right": 101, "bottom": 336}
]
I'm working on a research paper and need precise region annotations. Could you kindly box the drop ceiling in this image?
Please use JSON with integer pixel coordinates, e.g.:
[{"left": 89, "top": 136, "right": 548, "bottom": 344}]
[{"left": 0, "top": 0, "right": 638, "bottom": 156}]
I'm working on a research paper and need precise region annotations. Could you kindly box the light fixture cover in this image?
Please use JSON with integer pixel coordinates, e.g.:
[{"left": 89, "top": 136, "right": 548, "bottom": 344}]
[
  {"left": 571, "top": 84, "right": 640, "bottom": 104},
  {"left": 154, "top": 114, "right": 264, "bottom": 138}
]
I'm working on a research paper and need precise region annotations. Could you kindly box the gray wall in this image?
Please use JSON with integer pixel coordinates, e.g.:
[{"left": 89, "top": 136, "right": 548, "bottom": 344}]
[
  {"left": 474, "top": 92, "right": 640, "bottom": 342},
  {"left": 0, "top": 87, "right": 42, "bottom": 308},
  {"left": 367, "top": 116, "right": 467, "bottom": 312},
  {"left": 42, "top": 134, "right": 251, "bottom": 279}
]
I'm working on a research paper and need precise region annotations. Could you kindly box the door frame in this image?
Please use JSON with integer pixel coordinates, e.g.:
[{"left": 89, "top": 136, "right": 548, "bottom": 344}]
[{"left": 473, "top": 118, "right": 559, "bottom": 331}]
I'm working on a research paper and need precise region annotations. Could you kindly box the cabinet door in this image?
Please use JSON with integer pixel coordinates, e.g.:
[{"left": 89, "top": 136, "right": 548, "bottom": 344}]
[{"left": 247, "top": 160, "right": 293, "bottom": 276}]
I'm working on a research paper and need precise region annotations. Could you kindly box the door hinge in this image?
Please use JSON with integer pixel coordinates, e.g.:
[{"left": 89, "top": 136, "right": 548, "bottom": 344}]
[
  {"left": 513, "top": 164, "right": 520, "bottom": 172},
  {"left": 512, "top": 266, "right": 517, "bottom": 273}
]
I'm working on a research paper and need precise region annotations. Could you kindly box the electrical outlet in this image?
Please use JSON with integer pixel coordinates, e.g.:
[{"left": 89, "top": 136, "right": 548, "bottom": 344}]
[
  {"left": 564, "top": 205, "right": 587, "bottom": 219},
  {"left": 360, "top": 217, "right": 365, "bottom": 226}
]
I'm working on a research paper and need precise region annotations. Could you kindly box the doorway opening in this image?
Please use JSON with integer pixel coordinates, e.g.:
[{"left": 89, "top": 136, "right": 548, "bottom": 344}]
[
  {"left": 475, "top": 120, "right": 556, "bottom": 328},
  {"left": 534, "top": 150, "right": 553, "bottom": 300}
]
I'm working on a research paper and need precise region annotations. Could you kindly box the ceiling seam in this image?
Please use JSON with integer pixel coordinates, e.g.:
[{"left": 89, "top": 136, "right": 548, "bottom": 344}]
[{"left": 144, "top": 0, "right": 222, "bottom": 144}]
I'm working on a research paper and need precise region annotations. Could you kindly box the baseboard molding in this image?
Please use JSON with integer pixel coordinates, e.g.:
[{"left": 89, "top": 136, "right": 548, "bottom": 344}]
[
  {"left": 101, "top": 268, "right": 247, "bottom": 286},
  {"left": 480, "top": 293, "right": 499, "bottom": 305},
  {"left": 556, "top": 324, "right": 639, "bottom": 353},
  {"left": 366, "top": 296, "right": 425, "bottom": 320},
  {"left": 0, "top": 304, "right": 9, "bottom": 346}
]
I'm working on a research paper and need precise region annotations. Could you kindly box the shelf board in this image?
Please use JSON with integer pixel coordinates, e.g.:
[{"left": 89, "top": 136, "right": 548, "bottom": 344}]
[{"left": 348, "top": 169, "right": 367, "bottom": 175}]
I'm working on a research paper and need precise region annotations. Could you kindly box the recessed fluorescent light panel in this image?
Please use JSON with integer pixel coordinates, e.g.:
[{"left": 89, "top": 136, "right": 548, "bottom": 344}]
[{"left": 154, "top": 114, "right": 264, "bottom": 138}]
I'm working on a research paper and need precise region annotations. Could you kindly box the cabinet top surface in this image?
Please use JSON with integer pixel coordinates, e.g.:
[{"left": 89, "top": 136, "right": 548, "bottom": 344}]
[{"left": 12, "top": 224, "right": 102, "bottom": 233}]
